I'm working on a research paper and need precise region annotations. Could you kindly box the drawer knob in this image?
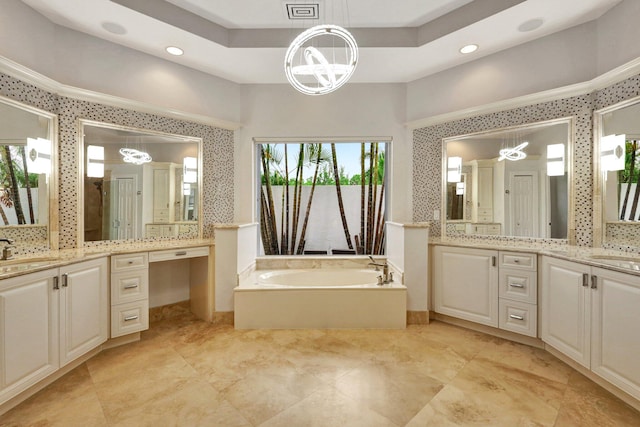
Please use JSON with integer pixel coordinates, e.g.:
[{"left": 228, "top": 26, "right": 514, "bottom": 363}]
[
  {"left": 127, "top": 261, "right": 134, "bottom": 265},
  {"left": 124, "top": 315, "right": 139, "bottom": 322},
  {"left": 509, "top": 283, "right": 525, "bottom": 288},
  {"left": 513, "top": 259, "right": 520, "bottom": 263},
  {"left": 509, "top": 314, "right": 524, "bottom": 321},
  {"left": 175, "top": 251, "right": 187, "bottom": 256},
  {"left": 124, "top": 283, "right": 139, "bottom": 289}
]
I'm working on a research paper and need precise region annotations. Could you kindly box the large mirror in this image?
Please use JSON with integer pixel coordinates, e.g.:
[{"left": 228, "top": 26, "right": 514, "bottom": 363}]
[
  {"left": 79, "top": 120, "right": 202, "bottom": 244},
  {"left": 0, "top": 95, "right": 57, "bottom": 250},
  {"left": 594, "top": 96, "right": 640, "bottom": 247},
  {"left": 442, "top": 118, "right": 573, "bottom": 240}
]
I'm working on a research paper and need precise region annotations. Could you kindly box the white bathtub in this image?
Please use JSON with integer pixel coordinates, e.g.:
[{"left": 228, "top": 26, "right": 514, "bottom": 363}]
[
  {"left": 257, "top": 268, "right": 382, "bottom": 287},
  {"left": 234, "top": 267, "right": 406, "bottom": 329}
]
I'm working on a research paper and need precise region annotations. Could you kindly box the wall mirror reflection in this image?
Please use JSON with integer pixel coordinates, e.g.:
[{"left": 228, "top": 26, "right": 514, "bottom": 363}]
[
  {"left": 80, "top": 120, "right": 202, "bottom": 243},
  {"left": 442, "top": 118, "right": 573, "bottom": 240},
  {"left": 595, "top": 96, "right": 640, "bottom": 247},
  {"left": 0, "top": 95, "right": 57, "bottom": 250}
]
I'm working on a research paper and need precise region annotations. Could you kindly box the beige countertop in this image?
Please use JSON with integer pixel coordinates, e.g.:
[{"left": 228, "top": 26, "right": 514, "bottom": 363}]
[
  {"left": 430, "top": 237, "right": 640, "bottom": 276},
  {"left": 0, "top": 239, "right": 214, "bottom": 280}
]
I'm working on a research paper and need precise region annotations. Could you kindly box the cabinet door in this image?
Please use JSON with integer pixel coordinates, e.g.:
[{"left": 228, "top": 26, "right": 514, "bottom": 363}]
[
  {"left": 0, "top": 269, "right": 59, "bottom": 405},
  {"left": 541, "top": 256, "right": 591, "bottom": 368},
  {"left": 591, "top": 267, "right": 640, "bottom": 400},
  {"left": 434, "top": 246, "right": 498, "bottom": 327},
  {"left": 59, "top": 258, "right": 108, "bottom": 366}
]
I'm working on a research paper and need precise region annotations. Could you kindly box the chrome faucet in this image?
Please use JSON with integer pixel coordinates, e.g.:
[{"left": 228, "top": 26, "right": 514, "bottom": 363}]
[
  {"left": 0, "top": 238, "right": 14, "bottom": 260},
  {"left": 368, "top": 256, "right": 392, "bottom": 284}
]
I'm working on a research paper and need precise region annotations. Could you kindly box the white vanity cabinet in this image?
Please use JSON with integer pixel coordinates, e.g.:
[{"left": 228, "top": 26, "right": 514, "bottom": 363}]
[
  {"left": 0, "top": 269, "right": 59, "bottom": 405},
  {"left": 434, "top": 246, "right": 537, "bottom": 336},
  {"left": 110, "top": 253, "right": 149, "bottom": 338},
  {"left": 541, "top": 256, "right": 640, "bottom": 400},
  {"left": 0, "top": 257, "right": 108, "bottom": 406},
  {"left": 433, "top": 246, "right": 498, "bottom": 327},
  {"left": 59, "top": 258, "right": 108, "bottom": 366}
]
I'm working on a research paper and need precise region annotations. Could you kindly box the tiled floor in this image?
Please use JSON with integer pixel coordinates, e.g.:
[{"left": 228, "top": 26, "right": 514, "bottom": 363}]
[{"left": 2, "top": 314, "right": 640, "bottom": 426}]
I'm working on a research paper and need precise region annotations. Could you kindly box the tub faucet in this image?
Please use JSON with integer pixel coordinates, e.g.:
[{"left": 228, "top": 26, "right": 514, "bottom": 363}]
[
  {"left": 368, "top": 256, "right": 391, "bottom": 283},
  {"left": 0, "top": 238, "right": 14, "bottom": 260}
]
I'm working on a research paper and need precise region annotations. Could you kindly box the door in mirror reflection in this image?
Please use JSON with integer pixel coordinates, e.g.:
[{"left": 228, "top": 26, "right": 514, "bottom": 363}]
[{"left": 81, "top": 121, "right": 202, "bottom": 243}]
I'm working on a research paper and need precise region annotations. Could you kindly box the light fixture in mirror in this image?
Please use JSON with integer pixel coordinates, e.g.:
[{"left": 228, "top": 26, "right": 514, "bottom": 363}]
[
  {"left": 0, "top": 95, "right": 57, "bottom": 250},
  {"left": 442, "top": 117, "right": 573, "bottom": 240},
  {"left": 80, "top": 120, "right": 202, "bottom": 244},
  {"left": 594, "top": 96, "right": 640, "bottom": 247}
]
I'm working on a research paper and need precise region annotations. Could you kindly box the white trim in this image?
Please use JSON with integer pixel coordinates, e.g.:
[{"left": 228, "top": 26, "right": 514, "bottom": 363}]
[
  {"left": 406, "top": 57, "right": 640, "bottom": 130},
  {"left": 0, "top": 55, "right": 242, "bottom": 131}
]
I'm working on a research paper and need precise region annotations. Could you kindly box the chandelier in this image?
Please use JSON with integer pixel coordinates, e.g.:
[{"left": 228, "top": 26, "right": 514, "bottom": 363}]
[
  {"left": 119, "top": 147, "right": 152, "bottom": 165},
  {"left": 284, "top": 3, "right": 358, "bottom": 96}
]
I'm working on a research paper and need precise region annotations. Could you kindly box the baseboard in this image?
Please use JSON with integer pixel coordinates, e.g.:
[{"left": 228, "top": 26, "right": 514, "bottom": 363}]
[
  {"left": 431, "top": 312, "right": 544, "bottom": 349},
  {"left": 407, "top": 310, "right": 429, "bottom": 325}
]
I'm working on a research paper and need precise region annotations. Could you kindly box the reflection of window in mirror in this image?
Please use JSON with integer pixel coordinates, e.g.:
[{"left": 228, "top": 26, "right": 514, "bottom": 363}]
[
  {"left": 80, "top": 121, "right": 202, "bottom": 244},
  {"left": 597, "top": 99, "right": 640, "bottom": 247},
  {"left": 0, "top": 96, "right": 56, "bottom": 250}
]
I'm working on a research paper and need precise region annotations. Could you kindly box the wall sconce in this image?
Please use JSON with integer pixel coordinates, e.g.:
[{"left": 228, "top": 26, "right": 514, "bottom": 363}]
[
  {"left": 546, "top": 143, "right": 565, "bottom": 176},
  {"left": 26, "top": 137, "right": 51, "bottom": 174},
  {"left": 87, "top": 145, "right": 105, "bottom": 178},
  {"left": 183, "top": 156, "right": 197, "bottom": 183},
  {"left": 601, "top": 134, "right": 625, "bottom": 171},
  {"left": 456, "top": 182, "right": 465, "bottom": 195},
  {"left": 447, "top": 156, "right": 462, "bottom": 183}
]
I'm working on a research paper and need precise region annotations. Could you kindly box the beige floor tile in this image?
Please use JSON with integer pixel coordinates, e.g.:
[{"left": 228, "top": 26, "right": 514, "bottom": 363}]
[
  {"left": 553, "top": 371, "right": 640, "bottom": 427},
  {"left": 258, "top": 385, "right": 398, "bottom": 427},
  {"left": 332, "top": 361, "right": 444, "bottom": 425},
  {"left": 421, "top": 358, "right": 568, "bottom": 426},
  {"left": 475, "top": 339, "right": 574, "bottom": 385},
  {"left": 3, "top": 317, "right": 639, "bottom": 427},
  {"left": 0, "top": 365, "right": 107, "bottom": 427}
]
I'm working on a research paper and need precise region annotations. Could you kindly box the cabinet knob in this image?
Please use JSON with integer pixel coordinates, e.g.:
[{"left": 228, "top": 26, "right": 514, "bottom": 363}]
[
  {"left": 124, "top": 315, "right": 139, "bottom": 322},
  {"left": 582, "top": 273, "right": 589, "bottom": 287},
  {"left": 509, "top": 314, "right": 525, "bottom": 321},
  {"left": 591, "top": 275, "right": 598, "bottom": 290}
]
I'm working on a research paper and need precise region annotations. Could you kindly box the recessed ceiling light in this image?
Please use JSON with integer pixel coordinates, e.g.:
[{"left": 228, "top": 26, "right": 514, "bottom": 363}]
[
  {"left": 101, "top": 21, "right": 127, "bottom": 35},
  {"left": 518, "top": 18, "right": 544, "bottom": 32},
  {"left": 459, "top": 44, "right": 478, "bottom": 54},
  {"left": 166, "top": 46, "right": 184, "bottom": 56}
]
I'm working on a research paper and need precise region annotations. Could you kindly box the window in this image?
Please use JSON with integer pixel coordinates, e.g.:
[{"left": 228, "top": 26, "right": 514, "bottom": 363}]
[{"left": 258, "top": 140, "right": 387, "bottom": 255}]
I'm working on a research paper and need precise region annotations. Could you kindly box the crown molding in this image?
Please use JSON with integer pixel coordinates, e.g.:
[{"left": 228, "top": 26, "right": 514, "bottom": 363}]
[
  {"left": 406, "top": 57, "right": 640, "bottom": 130},
  {"left": 0, "top": 55, "right": 242, "bottom": 131}
]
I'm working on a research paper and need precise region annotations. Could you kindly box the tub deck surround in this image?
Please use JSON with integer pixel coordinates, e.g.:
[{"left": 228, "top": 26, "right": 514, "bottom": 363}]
[{"left": 235, "top": 257, "right": 407, "bottom": 329}]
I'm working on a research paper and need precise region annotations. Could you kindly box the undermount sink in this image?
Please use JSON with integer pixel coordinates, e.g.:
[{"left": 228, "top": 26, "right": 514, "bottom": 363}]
[
  {"left": 0, "top": 258, "right": 58, "bottom": 273},
  {"left": 588, "top": 255, "right": 640, "bottom": 271}
]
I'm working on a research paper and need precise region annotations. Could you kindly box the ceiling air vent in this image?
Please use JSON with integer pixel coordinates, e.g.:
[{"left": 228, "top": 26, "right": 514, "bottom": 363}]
[{"left": 286, "top": 3, "right": 320, "bottom": 20}]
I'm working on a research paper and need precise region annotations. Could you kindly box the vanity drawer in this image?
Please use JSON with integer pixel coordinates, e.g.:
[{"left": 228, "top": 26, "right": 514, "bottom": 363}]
[
  {"left": 111, "top": 270, "right": 149, "bottom": 305},
  {"left": 111, "top": 253, "right": 148, "bottom": 272},
  {"left": 499, "top": 269, "right": 537, "bottom": 303},
  {"left": 148, "top": 246, "right": 209, "bottom": 263},
  {"left": 499, "top": 299, "right": 537, "bottom": 337},
  {"left": 500, "top": 252, "right": 536, "bottom": 271},
  {"left": 111, "top": 300, "right": 149, "bottom": 338}
]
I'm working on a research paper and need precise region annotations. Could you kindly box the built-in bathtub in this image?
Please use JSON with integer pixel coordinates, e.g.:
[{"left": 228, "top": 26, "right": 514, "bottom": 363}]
[{"left": 234, "top": 262, "right": 407, "bottom": 329}]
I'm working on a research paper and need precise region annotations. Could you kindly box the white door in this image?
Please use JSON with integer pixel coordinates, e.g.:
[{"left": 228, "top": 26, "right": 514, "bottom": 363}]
[
  {"left": 433, "top": 246, "right": 498, "bottom": 327},
  {"left": 59, "top": 258, "right": 108, "bottom": 366},
  {"left": 591, "top": 267, "right": 640, "bottom": 400},
  {"left": 509, "top": 172, "right": 538, "bottom": 237},
  {"left": 541, "top": 256, "right": 591, "bottom": 368},
  {"left": 110, "top": 177, "right": 136, "bottom": 240},
  {"left": 0, "top": 269, "right": 59, "bottom": 405}
]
